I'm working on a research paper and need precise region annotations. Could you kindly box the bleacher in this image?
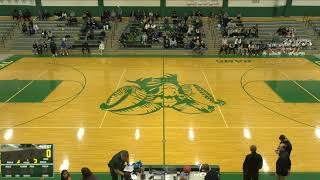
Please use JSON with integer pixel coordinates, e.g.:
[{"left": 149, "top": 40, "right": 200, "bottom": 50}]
[
  {"left": 119, "top": 17, "right": 206, "bottom": 50},
  {"left": 0, "top": 21, "right": 18, "bottom": 48},
  {"left": 215, "top": 18, "right": 318, "bottom": 54},
  {"left": 9, "top": 21, "right": 81, "bottom": 51}
]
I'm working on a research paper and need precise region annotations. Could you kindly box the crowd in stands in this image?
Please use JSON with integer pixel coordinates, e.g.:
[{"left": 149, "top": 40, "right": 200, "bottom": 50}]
[
  {"left": 216, "top": 11, "right": 312, "bottom": 56},
  {"left": 10, "top": 8, "right": 316, "bottom": 56},
  {"left": 12, "top": 9, "right": 32, "bottom": 21},
  {"left": 119, "top": 10, "right": 207, "bottom": 54}
]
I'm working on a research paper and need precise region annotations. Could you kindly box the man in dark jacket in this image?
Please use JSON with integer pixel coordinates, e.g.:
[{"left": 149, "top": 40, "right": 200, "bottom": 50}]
[
  {"left": 242, "top": 145, "right": 263, "bottom": 180},
  {"left": 276, "top": 143, "right": 291, "bottom": 180},
  {"left": 279, "top": 135, "right": 292, "bottom": 156},
  {"left": 108, "top": 150, "right": 129, "bottom": 180},
  {"left": 201, "top": 164, "right": 220, "bottom": 180}
]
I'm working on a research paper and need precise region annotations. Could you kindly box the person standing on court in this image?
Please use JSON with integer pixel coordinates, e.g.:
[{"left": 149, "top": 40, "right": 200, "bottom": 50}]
[
  {"left": 276, "top": 143, "right": 291, "bottom": 180},
  {"left": 108, "top": 150, "right": 129, "bottom": 180},
  {"left": 242, "top": 145, "right": 263, "bottom": 180},
  {"left": 278, "top": 135, "right": 292, "bottom": 156}
]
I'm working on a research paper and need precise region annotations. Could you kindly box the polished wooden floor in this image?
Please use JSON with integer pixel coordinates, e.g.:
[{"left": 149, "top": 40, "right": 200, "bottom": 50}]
[{"left": 0, "top": 56, "right": 320, "bottom": 172}]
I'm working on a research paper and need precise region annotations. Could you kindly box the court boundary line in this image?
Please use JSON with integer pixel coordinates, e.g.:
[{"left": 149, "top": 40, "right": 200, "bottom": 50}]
[
  {"left": 201, "top": 70, "right": 229, "bottom": 128},
  {"left": 99, "top": 68, "right": 127, "bottom": 128},
  {"left": 0, "top": 70, "right": 48, "bottom": 107},
  {"left": 278, "top": 70, "right": 320, "bottom": 102},
  {"left": 0, "top": 126, "right": 313, "bottom": 129}
]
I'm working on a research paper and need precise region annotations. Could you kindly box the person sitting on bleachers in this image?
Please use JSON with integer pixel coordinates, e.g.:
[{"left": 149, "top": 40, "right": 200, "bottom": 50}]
[
  {"left": 228, "top": 42, "right": 236, "bottom": 55},
  {"left": 141, "top": 33, "right": 148, "bottom": 45},
  {"left": 219, "top": 37, "right": 228, "bottom": 55},
  {"left": 82, "top": 41, "right": 90, "bottom": 55},
  {"left": 155, "top": 11, "right": 160, "bottom": 21},
  {"left": 195, "top": 28, "right": 201, "bottom": 37},
  {"left": 43, "top": 41, "right": 48, "bottom": 54},
  {"left": 169, "top": 37, "right": 177, "bottom": 48},
  {"left": 234, "top": 37, "right": 242, "bottom": 53},
  {"left": 100, "top": 30, "right": 106, "bottom": 40},
  {"left": 37, "top": 41, "right": 43, "bottom": 55},
  {"left": 163, "top": 36, "right": 170, "bottom": 48},
  {"left": 32, "top": 42, "right": 38, "bottom": 55},
  {"left": 241, "top": 41, "right": 249, "bottom": 56},
  {"left": 248, "top": 42, "right": 255, "bottom": 56},
  {"left": 171, "top": 10, "right": 178, "bottom": 24},
  {"left": 193, "top": 38, "right": 201, "bottom": 52},
  {"left": 22, "top": 22, "right": 28, "bottom": 34},
  {"left": 47, "top": 31, "right": 54, "bottom": 40}
]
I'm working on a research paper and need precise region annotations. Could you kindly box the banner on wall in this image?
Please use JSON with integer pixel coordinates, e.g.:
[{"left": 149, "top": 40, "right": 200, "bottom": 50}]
[
  {"left": 292, "top": 0, "right": 320, "bottom": 6},
  {"left": 104, "top": 0, "right": 160, "bottom": 7},
  {"left": 167, "top": 0, "right": 222, "bottom": 7},
  {"left": 0, "top": 0, "right": 36, "bottom": 6},
  {"left": 228, "top": 0, "right": 286, "bottom": 7},
  {"left": 42, "top": 0, "right": 98, "bottom": 6}
]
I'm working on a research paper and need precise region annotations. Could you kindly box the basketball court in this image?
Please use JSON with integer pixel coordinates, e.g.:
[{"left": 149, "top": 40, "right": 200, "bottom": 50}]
[{"left": 0, "top": 55, "right": 320, "bottom": 173}]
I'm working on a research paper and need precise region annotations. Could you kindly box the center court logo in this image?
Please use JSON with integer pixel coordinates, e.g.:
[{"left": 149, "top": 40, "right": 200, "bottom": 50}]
[{"left": 100, "top": 74, "right": 225, "bottom": 115}]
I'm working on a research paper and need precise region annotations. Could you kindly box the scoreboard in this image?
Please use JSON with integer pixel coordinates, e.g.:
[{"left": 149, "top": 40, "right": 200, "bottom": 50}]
[{"left": 1, "top": 144, "right": 54, "bottom": 177}]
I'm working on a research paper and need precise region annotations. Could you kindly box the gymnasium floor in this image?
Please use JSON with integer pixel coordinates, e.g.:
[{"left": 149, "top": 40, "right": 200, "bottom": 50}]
[{"left": 0, "top": 55, "right": 320, "bottom": 173}]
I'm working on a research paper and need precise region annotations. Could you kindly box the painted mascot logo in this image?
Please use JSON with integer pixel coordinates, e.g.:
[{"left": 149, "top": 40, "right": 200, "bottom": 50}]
[{"left": 100, "top": 74, "right": 224, "bottom": 115}]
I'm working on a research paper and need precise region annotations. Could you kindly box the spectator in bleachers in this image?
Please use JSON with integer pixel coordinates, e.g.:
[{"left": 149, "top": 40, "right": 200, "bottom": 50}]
[
  {"left": 102, "top": 10, "right": 110, "bottom": 22},
  {"left": 49, "top": 40, "right": 58, "bottom": 57},
  {"left": 117, "top": 6, "right": 123, "bottom": 22},
  {"left": 194, "top": 40, "right": 207, "bottom": 55},
  {"left": 41, "top": 30, "right": 48, "bottom": 38},
  {"left": 61, "top": 169, "right": 71, "bottom": 180},
  {"left": 169, "top": 37, "right": 177, "bottom": 48},
  {"left": 37, "top": 41, "right": 43, "bottom": 55},
  {"left": 48, "top": 31, "right": 54, "bottom": 40},
  {"left": 164, "top": 36, "right": 170, "bottom": 48},
  {"left": 82, "top": 41, "right": 90, "bottom": 55},
  {"left": 38, "top": 10, "right": 44, "bottom": 21},
  {"left": 248, "top": 42, "right": 255, "bottom": 56},
  {"left": 241, "top": 41, "right": 249, "bottom": 55},
  {"left": 155, "top": 11, "right": 160, "bottom": 21},
  {"left": 23, "top": 9, "right": 31, "bottom": 21},
  {"left": 219, "top": 36, "right": 228, "bottom": 54},
  {"left": 81, "top": 167, "right": 98, "bottom": 180},
  {"left": 18, "top": 10, "right": 23, "bottom": 20},
  {"left": 100, "top": 30, "right": 106, "bottom": 40},
  {"left": 99, "top": 41, "right": 105, "bottom": 55},
  {"left": 12, "top": 9, "right": 19, "bottom": 21},
  {"left": 187, "top": 24, "right": 193, "bottom": 36},
  {"left": 22, "top": 22, "right": 28, "bottom": 34},
  {"left": 234, "top": 37, "right": 242, "bottom": 53},
  {"left": 43, "top": 41, "right": 48, "bottom": 54},
  {"left": 32, "top": 42, "right": 38, "bottom": 55},
  {"left": 228, "top": 42, "right": 236, "bottom": 55},
  {"left": 141, "top": 32, "right": 148, "bottom": 45},
  {"left": 111, "top": 9, "right": 116, "bottom": 22},
  {"left": 33, "top": 23, "right": 39, "bottom": 33},
  {"left": 60, "top": 38, "right": 68, "bottom": 56}
]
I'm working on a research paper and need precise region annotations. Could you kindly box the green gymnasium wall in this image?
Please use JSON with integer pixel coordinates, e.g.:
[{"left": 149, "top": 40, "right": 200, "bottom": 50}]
[{"left": 0, "top": 0, "right": 320, "bottom": 17}]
